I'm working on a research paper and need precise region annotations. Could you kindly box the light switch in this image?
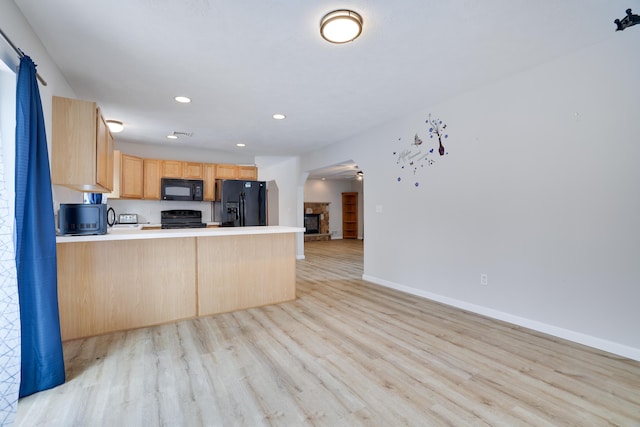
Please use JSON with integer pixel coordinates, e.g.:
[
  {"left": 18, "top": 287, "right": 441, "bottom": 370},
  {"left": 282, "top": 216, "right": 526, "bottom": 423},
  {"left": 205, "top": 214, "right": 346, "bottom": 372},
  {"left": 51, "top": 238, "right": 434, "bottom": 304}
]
[{"left": 375, "top": 205, "right": 383, "bottom": 213}]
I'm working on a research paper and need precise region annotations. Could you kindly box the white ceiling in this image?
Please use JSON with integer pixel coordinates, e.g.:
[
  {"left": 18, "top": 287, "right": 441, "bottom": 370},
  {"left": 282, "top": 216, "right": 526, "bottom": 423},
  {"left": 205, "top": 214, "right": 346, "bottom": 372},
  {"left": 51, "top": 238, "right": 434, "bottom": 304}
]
[{"left": 15, "top": 0, "right": 628, "bottom": 163}]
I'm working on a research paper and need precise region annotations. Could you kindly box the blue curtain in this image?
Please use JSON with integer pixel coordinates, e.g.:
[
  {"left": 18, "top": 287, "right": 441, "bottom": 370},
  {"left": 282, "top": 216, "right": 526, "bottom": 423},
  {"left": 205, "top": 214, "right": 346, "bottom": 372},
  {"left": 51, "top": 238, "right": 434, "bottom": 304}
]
[{"left": 14, "top": 55, "right": 65, "bottom": 397}]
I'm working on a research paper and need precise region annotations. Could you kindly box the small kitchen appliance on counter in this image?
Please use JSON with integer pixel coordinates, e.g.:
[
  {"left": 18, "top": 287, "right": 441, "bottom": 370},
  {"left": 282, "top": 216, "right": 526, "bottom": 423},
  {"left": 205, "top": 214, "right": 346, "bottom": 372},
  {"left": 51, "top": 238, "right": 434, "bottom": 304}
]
[
  {"left": 58, "top": 203, "right": 107, "bottom": 235},
  {"left": 160, "top": 210, "right": 206, "bottom": 229},
  {"left": 118, "top": 213, "right": 138, "bottom": 224}
]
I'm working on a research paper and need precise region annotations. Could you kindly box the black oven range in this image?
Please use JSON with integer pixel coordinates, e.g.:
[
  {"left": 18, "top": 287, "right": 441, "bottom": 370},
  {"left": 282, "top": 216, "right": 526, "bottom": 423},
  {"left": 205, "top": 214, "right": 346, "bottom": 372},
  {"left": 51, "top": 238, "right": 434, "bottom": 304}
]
[{"left": 160, "top": 210, "right": 207, "bottom": 229}]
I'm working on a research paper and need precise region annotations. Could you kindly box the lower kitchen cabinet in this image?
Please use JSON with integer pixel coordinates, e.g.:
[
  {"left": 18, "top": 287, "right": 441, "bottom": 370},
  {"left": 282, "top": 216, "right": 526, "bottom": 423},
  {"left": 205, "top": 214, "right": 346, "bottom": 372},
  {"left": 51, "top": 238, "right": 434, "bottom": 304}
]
[
  {"left": 196, "top": 234, "right": 296, "bottom": 316},
  {"left": 56, "top": 230, "right": 298, "bottom": 341},
  {"left": 57, "top": 238, "right": 197, "bottom": 341}
]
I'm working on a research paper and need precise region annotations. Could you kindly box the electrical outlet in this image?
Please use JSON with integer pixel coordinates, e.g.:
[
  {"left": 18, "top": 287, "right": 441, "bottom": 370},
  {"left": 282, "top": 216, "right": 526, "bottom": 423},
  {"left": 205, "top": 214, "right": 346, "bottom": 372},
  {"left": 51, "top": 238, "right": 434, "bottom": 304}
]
[{"left": 480, "top": 274, "right": 488, "bottom": 285}]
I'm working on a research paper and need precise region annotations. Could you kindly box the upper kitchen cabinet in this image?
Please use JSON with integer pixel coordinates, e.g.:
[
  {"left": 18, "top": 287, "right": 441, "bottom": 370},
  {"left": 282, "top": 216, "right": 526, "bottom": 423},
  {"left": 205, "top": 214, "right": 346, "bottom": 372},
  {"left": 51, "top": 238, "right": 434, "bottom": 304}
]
[
  {"left": 107, "top": 152, "right": 144, "bottom": 199},
  {"left": 238, "top": 166, "right": 258, "bottom": 180},
  {"left": 143, "top": 159, "right": 162, "bottom": 200},
  {"left": 215, "top": 164, "right": 238, "bottom": 179},
  {"left": 105, "top": 150, "right": 122, "bottom": 199},
  {"left": 120, "top": 154, "right": 144, "bottom": 199},
  {"left": 183, "top": 162, "right": 203, "bottom": 179},
  {"left": 52, "top": 96, "right": 114, "bottom": 192},
  {"left": 203, "top": 163, "right": 216, "bottom": 201},
  {"left": 161, "top": 160, "right": 183, "bottom": 178},
  {"left": 212, "top": 164, "right": 258, "bottom": 181},
  {"left": 161, "top": 160, "right": 203, "bottom": 179}
]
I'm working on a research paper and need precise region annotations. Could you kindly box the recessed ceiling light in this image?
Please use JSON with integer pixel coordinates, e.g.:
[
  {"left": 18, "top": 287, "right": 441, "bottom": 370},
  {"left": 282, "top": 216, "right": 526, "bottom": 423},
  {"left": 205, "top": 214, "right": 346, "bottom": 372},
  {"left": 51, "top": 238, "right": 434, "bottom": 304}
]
[
  {"left": 320, "top": 10, "right": 363, "bottom": 44},
  {"left": 174, "top": 96, "right": 191, "bottom": 103},
  {"left": 272, "top": 113, "right": 286, "bottom": 120},
  {"left": 167, "top": 135, "right": 178, "bottom": 139},
  {"left": 236, "top": 143, "right": 246, "bottom": 147},
  {"left": 106, "top": 120, "right": 124, "bottom": 133}
]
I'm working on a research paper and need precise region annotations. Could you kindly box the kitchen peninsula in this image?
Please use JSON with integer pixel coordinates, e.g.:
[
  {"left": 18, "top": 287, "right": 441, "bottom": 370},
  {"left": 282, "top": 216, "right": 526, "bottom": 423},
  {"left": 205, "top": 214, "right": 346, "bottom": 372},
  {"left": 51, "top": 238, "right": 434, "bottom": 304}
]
[{"left": 56, "top": 226, "right": 303, "bottom": 341}]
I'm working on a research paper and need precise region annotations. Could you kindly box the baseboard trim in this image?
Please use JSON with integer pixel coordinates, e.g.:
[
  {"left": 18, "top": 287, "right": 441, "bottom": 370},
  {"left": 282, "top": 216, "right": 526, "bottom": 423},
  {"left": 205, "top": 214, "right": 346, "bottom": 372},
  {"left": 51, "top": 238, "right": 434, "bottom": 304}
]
[{"left": 362, "top": 274, "right": 640, "bottom": 362}]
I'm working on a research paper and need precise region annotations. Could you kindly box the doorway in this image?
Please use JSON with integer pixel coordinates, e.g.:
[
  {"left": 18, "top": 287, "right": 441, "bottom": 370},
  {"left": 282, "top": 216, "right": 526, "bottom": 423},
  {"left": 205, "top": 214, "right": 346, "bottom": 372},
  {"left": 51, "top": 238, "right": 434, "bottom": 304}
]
[{"left": 303, "top": 161, "right": 364, "bottom": 256}]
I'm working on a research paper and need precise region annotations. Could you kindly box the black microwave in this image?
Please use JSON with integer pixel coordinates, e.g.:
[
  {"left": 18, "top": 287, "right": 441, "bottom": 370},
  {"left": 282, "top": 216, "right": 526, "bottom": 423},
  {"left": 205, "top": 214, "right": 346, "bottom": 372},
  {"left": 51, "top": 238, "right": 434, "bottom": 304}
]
[
  {"left": 161, "top": 178, "right": 204, "bottom": 201},
  {"left": 58, "top": 204, "right": 107, "bottom": 235}
]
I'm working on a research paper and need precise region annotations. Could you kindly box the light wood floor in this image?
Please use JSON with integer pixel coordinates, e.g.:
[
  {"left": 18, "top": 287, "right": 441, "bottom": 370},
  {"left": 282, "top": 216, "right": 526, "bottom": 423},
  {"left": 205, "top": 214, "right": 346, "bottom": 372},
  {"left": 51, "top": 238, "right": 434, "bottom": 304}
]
[{"left": 16, "top": 239, "right": 640, "bottom": 426}]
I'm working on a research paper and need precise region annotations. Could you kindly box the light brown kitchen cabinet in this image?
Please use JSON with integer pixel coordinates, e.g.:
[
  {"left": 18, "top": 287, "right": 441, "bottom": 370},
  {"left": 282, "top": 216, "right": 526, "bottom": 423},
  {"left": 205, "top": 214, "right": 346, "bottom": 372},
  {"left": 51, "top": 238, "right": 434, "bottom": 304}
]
[
  {"left": 342, "top": 192, "right": 358, "bottom": 239},
  {"left": 161, "top": 160, "right": 183, "bottom": 178},
  {"left": 238, "top": 165, "right": 258, "bottom": 180},
  {"left": 215, "top": 164, "right": 238, "bottom": 179},
  {"left": 120, "top": 154, "right": 144, "bottom": 199},
  {"left": 52, "top": 96, "right": 114, "bottom": 192},
  {"left": 161, "top": 160, "right": 203, "bottom": 179},
  {"left": 203, "top": 163, "right": 216, "bottom": 200},
  {"left": 96, "top": 112, "right": 114, "bottom": 189},
  {"left": 143, "top": 159, "right": 162, "bottom": 199},
  {"left": 183, "top": 162, "right": 203, "bottom": 179},
  {"left": 106, "top": 150, "right": 122, "bottom": 199}
]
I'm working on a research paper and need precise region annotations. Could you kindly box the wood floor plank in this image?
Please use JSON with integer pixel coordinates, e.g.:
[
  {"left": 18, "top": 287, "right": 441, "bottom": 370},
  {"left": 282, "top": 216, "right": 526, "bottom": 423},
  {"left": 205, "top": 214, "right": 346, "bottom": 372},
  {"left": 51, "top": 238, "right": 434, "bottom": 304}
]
[{"left": 15, "top": 239, "right": 640, "bottom": 426}]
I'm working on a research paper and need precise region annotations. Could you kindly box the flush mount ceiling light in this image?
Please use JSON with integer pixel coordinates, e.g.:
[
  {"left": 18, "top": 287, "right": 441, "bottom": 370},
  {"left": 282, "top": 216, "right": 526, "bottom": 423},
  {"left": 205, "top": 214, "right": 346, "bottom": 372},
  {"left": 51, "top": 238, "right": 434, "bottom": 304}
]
[
  {"left": 167, "top": 134, "right": 178, "bottom": 139},
  {"left": 106, "top": 120, "right": 124, "bottom": 133},
  {"left": 236, "top": 143, "right": 246, "bottom": 147},
  {"left": 272, "top": 113, "right": 286, "bottom": 120},
  {"left": 320, "top": 9, "right": 363, "bottom": 44},
  {"left": 174, "top": 96, "right": 191, "bottom": 103}
]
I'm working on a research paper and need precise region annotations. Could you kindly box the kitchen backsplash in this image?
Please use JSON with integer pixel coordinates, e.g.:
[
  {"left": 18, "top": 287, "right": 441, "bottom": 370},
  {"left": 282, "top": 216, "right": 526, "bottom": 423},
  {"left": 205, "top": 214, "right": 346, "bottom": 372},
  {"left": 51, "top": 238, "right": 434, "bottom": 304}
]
[{"left": 107, "top": 199, "right": 214, "bottom": 224}]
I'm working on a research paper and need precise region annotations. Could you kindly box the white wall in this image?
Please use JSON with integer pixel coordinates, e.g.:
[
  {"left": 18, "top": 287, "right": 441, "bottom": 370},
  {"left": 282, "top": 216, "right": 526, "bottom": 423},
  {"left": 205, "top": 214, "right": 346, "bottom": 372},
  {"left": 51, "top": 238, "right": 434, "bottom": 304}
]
[
  {"left": 255, "top": 155, "right": 304, "bottom": 258},
  {"left": 115, "top": 140, "right": 254, "bottom": 165},
  {"left": 1, "top": 1, "right": 80, "bottom": 208},
  {"left": 301, "top": 31, "right": 640, "bottom": 360}
]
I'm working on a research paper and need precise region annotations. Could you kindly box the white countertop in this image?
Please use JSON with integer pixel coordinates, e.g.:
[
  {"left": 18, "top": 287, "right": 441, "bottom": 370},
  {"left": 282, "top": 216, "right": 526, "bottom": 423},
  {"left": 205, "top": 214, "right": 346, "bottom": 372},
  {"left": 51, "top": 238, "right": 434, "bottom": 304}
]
[{"left": 56, "top": 225, "right": 305, "bottom": 243}]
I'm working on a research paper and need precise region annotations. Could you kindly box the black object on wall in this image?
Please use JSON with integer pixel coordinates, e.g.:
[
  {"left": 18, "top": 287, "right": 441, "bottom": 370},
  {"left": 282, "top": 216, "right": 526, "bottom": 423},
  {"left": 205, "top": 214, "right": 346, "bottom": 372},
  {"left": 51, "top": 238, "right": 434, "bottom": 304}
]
[{"left": 615, "top": 9, "right": 640, "bottom": 31}]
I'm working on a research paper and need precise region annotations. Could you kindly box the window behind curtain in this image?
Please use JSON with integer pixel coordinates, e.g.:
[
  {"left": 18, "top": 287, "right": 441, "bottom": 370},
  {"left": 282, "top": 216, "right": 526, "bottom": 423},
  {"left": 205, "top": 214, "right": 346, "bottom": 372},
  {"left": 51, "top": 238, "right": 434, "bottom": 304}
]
[
  {"left": 0, "top": 54, "right": 19, "bottom": 426},
  {"left": 0, "top": 57, "right": 16, "bottom": 219}
]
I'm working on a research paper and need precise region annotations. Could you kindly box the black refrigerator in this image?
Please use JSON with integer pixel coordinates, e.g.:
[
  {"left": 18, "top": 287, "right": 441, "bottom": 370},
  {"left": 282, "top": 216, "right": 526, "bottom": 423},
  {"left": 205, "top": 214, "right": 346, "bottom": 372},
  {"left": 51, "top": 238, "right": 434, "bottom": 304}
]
[{"left": 217, "top": 180, "right": 267, "bottom": 227}]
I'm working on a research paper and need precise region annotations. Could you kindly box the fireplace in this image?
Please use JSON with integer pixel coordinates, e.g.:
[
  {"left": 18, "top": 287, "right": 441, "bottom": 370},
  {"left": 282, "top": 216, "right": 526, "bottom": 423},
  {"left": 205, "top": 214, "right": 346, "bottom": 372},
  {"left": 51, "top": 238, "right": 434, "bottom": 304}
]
[{"left": 304, "top": 213, "right": 320, "bottom": 234}]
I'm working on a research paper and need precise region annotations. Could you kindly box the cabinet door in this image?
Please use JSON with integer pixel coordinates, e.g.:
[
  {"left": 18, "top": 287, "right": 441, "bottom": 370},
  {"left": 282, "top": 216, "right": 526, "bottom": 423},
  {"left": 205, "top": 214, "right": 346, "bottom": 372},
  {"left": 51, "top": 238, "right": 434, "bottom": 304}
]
[
  {"left": 52, "top": 96, "right": 114, "bottom": 192},
  {"left": 95, "top": 111, "right": 114, "bottom": 191},
  {"left": 121, "top": 154, "right": 144, "bottom": 199},
  {"left": 106, "top": 129, "right": 114, "bottom": 190},
  {"left": 183, "top": 162, "right": 203, "bottom": 179},
  {"left": 203, "top": 163, "right": 216, "bottom": 201},
  {"left": 161, "top": 160, "right": 183, "bottom": 178},
  {"left": 238, "top": 166, "right": 258, "bottom": 180},
  {"left": 216, "top": 164, "right": 238, "bottom": 179},
  {"left": 106, "top": 150, "right": 122, "bottom": 199},
  {"left": 143, "top": 159, "right": 162, "bottom": 200}
]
